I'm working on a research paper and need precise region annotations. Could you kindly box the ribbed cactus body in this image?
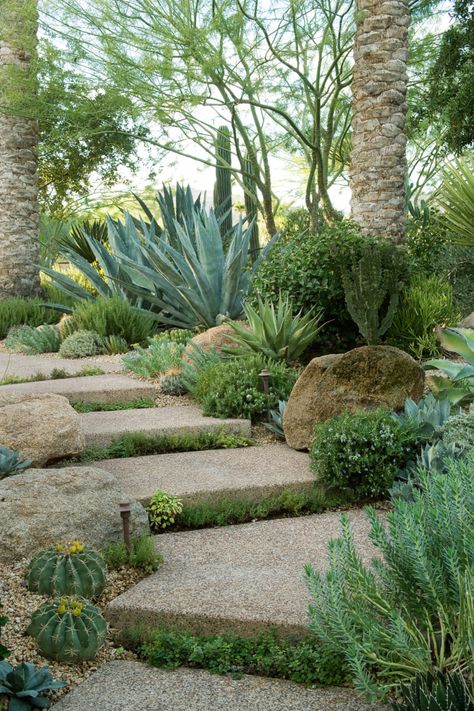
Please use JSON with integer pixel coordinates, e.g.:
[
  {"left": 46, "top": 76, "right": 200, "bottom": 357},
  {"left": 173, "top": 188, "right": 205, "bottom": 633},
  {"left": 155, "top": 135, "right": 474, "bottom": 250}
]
[
  {"left": 213, "top": 125, "right": 233, "bottom": 237},
  {"left": 27, "top": 541, "right": 106, "bottom": 599},
  {"left": 242, "top": 153, "right": 260, "bottom": 262},
  {"left": 159, "top": 373, "right": 186, "bottom": 395},
  {"left": 27, "top": 597, "right": 107, "bottom": 663}
]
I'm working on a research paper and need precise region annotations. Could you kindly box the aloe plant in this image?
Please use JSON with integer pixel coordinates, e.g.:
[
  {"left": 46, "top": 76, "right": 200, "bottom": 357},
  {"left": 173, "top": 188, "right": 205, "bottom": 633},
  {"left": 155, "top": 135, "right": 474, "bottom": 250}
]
[
  {"left": 426, "top": 327, "right": 474, "bottom": 404},
  {"left": 224, "top": 294, "right": 325, "bottom": 362},
  {"left": 436, "top": 157, "right": 474, "bottom": 247}
]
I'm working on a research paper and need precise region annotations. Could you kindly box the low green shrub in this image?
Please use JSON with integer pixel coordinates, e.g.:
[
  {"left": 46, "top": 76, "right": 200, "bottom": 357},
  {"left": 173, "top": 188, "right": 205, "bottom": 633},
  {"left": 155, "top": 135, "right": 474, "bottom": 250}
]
[
  {"left": 122, "top": 339, "right": 184, "bottom": 379},
  {"left": 190, "top": 355, "right": 300, "bottom": 420},
  {"left": 59, "top": 330, "right": 104, "bottom": 358},
  {"left": 441, "top": 407, "right": 474, "bottom": 449},
  {"left": 142, "top": 628, "right": 348, "bottom": 686},
  {"left": 225, "top": 294, "right": 325, "bottom": 362},
  {"left": 148, "top": 491, "right": 183, "bottom": 530},
  {"left": 0, "top": 298, "right": 59, "bottom": 339},
  {"left": 310, "top": 408, "right": 421, "bottom": 498},
  {"left": 180, "top": 344, "right": 222, "bottom": 391},
  {"left": 70, "top": 398, "right": 155, "bottom": 413},
  {"left": 72, "top": 296, "right": 156, "bottom": 345},
  {"left": 251, "top": 220, "right": 372, "bottom": 349},
  {"left": 68, "top": 430, "right": 253, "bottom": 463},
  {"left": 5, "top": 324, "right": 61, "bottom": 354},
  {"left": 102, "top": 535, "right": 163, "bottom": 575},
  {"left": 388, "top": 274, "right": 461, "bottom": 359},
  {"left": 305, "top": 456, "right": 474, "bottom": 699}
]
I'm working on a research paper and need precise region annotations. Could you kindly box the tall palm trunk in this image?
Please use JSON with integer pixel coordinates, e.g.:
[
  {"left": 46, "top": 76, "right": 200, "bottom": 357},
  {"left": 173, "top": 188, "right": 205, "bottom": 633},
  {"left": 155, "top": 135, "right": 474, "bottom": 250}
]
[
  {"left": 0, "top": 0, "right": 41, "bottom": 297},
  {"left": 350, "top": 0, "right": 410, "bottom": 244}
]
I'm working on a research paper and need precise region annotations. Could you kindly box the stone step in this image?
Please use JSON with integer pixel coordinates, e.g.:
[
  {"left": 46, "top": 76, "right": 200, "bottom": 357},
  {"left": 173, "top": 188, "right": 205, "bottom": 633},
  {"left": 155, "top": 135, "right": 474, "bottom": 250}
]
[
  {"left": 93, "top": 443, "right": 313, "bottom": 506},
  {"left": 81, "top": 405, "right": 251, "bottom": 448},
  {"left": 51, "top": 662, "right": 386, "bottom": 711},
  {"left": 0, "top": 352, "right": 123, "bottom": 379},
  {"left": 106, "top": 510, "right": 377, "bottom": 639},
  {"left": 0, "top": 373, "right": 157, "bottom": 404}
]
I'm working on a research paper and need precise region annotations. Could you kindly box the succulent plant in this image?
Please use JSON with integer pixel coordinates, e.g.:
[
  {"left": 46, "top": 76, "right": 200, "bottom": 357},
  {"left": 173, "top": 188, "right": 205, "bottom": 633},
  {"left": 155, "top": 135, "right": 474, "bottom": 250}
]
[
  {"left": 27, "top": 541, "right": 106, "bottom": 599},
  {"left": 0, "top": 446, "right": 32, "bottom": 480},
  {"left": 159, "top": 371, "right": 187, "bottom": 395},
  {"left": 27, "top": 597, "right": 107, "bottom": 664},
  {"left": 391, "top": 671, "right": 474, "bottom": 710},
  {"left": 0, "top": 660, "right": 66, "bottom": 710},
  {"left": 102, "top": 334, "right": 129, "bottom": 355},
  {"left": 264, "top": 400, "right": 287, "bottom": 439},
  {"left": 426, "top": 327, "right": 474, "bottom": 404},
  {"left": 391, "top": 393, "right": 458, "bottom": 438}
]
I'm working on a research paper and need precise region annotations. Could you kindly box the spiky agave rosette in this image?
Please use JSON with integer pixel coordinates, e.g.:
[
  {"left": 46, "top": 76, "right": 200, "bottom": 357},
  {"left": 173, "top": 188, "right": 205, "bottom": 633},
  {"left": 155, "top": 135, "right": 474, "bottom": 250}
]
[
  {"left": 27, "top": 597, "right": 107, "bottom": 664},
  {"left": 26, "top": 540, "right": 106, "bottom": 599}
]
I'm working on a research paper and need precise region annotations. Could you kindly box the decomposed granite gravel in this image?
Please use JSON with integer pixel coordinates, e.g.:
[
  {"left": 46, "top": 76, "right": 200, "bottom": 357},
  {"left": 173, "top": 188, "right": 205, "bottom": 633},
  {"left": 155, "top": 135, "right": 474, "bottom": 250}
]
[{"left": 0, "top": 558, "right": 142, "bottom": 705}]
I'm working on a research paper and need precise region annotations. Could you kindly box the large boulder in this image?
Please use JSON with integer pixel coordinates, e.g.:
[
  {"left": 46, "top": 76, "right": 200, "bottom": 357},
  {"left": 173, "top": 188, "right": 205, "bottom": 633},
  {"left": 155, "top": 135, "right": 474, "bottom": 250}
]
[
  {"left": 183, "top": 323, "right": 247, "bottom": 362},
  {"left": 284, "top": 346, "right": 425, "bottom": 450},
  {"left": 0, "top": 392, "right": 84, "bottom": 466},
  {"left": 0, "top": 466, "right": 149, "bottom": 564},
  {"left": 459, "top": 312, "right": 474, "bottom": 329}
]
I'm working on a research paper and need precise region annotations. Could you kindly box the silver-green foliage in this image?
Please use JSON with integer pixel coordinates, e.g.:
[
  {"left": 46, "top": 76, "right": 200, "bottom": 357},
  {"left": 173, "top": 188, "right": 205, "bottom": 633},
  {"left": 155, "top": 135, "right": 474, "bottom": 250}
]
[
  {"left": 122, "top": 339, "right": 184, "bottom": 379},
  {"left": 59, "top": 330, "right": 104, "bottom": 359},
  {"left": 305, "top": 456, "right": 474, "bottom": 700},
  {"left": 441, "top": 407, "right": 474, "bottom": 449},
  {"left": 391, "top": 394, "right": 456, "bottom": 438},
  {"left": 225, "top": 294, "right": 325, "bottom": 363},
  {"left": 426, "top": 328, "right": 474, "bottom": 404},
  {"left": 5, "top": 324, "right": 61, "bottom": 355},
  {"left": 159, "top": 373, "right": 187, "bottom": 395},
  {"left": 0, "top": 446, "right": 31, "bottom": 479},
  {"left": 0, "top": 660, "right": 66, "bottom": 710}
]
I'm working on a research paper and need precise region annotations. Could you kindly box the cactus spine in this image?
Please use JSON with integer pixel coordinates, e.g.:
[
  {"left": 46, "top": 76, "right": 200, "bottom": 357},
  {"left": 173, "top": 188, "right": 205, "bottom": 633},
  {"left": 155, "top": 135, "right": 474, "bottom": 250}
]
[
  {"left": 27, "top": 541, "right": 106, "bottom": 599},
  {"left": 243, "top": 152, "right": 260, "bottom": 263},
  {"left": 213, "top": 126, "right": 233, "bottom": 237},
  {"left": 27, "top": 597, "right": 107, "bottom": 663}
]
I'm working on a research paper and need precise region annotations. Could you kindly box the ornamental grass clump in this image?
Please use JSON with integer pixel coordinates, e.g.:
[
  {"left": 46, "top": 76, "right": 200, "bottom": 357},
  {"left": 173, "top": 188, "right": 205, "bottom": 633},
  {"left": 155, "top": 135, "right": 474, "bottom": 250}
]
[
  {"left": 305, "top": 455, "right": 474, "bottom": 701},
  {"left": 72, "top": 296, "right": 157, "bottom": 345},
  {"left": 310, "top": 408, "right": 420, "bottom": 498},
  {"left": 122, "top": 339, "right": 184, "bottom": 379}
]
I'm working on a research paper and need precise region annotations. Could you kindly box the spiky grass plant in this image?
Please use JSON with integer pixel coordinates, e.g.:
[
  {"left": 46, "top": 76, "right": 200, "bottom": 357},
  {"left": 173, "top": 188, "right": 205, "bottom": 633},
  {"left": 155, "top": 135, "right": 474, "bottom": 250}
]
[
  {"left": 5, "top": 324, "right": 61, "bottom": 354},
  {"left": 305, "top": 454, "right": 474, "bottom": 701},
  {"left": 225, "top": 294, "right": 325, "bottom": 363}
]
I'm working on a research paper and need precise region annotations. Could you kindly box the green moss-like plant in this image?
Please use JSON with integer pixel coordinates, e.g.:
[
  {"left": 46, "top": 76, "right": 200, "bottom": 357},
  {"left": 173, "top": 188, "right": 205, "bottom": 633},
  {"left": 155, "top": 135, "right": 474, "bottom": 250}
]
[
  {"left": 27, "top": 540, "right": 106, "bottom": 599},
  {"left": 59, "top": 330, "right": 103, "bottom": 358},
  {"left": 27, "top": 597, "right": 107, "bottom": 663}
]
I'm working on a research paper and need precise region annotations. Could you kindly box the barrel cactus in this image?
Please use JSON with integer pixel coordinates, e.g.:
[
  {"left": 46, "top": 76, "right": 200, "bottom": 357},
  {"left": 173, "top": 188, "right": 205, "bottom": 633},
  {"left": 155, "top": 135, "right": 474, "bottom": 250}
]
[
  {"left": 27, "top": 597, "right": 107, "bottom": 663},
  {"left": 27, "top": 540, "right": 106, "bottom": 599}
]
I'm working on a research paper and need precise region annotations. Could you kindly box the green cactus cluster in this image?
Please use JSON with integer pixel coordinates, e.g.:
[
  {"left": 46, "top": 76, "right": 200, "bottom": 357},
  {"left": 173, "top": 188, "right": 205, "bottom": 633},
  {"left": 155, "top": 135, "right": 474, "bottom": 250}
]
[
  {"left": 213, "top": 125, "right": 233, "bottom": 237},
  {"left": 27, "top": 597, "right": 107, "bottom": 664},
  {"left": 242, "top": 152, "right": 260, "bottom": 262},
  {"left": 27, "top": 540, "right": 106, "bottom": 599}
]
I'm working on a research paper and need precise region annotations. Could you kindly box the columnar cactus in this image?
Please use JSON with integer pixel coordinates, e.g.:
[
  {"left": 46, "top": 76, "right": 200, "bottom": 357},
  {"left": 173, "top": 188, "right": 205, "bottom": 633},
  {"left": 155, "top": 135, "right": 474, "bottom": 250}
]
[
  {"left": 27, "top": 597, "right": 107, "bottom": 663},
  {"left": 27, "top": 540, "right": 106, "bottom": 599},
  {"left": 213, "top": 125, "right": 233, "bottom": 237},
  {"left": 242, "top": 152, "right": 260, "bottom": 263}
]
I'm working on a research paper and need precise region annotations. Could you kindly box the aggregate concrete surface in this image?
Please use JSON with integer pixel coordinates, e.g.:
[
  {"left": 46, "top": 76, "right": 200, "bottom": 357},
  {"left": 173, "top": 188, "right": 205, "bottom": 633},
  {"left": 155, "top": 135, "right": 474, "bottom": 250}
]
[
  {"left": 0, "top": 373, "right": 157, "bottom": 402},
  {"left": 51, "top": 662, "right": 388, "bottom": 710},
  {"left": 106, "top": 509, "right": 377, "bottom": 637}
]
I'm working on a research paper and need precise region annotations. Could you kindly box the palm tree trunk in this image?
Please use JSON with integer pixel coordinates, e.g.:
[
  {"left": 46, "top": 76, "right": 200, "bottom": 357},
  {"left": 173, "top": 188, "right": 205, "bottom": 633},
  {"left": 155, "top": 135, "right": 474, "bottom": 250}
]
[
  {"left": 350, "top": 0, "right": 410, "bottom": 244},
  {"left": 0, "top": 1, "right": 41, "bottom": 298}
]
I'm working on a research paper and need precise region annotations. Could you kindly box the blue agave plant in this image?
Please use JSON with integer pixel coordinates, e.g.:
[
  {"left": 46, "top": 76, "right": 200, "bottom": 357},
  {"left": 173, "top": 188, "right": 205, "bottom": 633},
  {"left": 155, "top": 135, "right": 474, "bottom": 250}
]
[{"left": 0, "top": 660, "right": 66, "bottom": 710}]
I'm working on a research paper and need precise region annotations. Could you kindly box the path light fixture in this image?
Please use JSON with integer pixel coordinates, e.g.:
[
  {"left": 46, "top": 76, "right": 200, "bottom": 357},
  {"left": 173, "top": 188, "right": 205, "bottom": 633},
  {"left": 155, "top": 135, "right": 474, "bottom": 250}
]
[
  {"left": 259, "top": 368, "right": 271, "bottom": 423},
  {"left": 119, "top": 501, "right": 132, "bottom": 554}
]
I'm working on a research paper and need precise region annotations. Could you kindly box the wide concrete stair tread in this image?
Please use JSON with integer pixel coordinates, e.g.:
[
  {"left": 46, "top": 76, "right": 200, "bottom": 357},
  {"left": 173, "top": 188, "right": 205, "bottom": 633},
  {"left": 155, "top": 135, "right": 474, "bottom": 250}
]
[
  {"left": 51, "top": 662, "right": 386, "bottom": 710},
  {"left": 81, "top": 405, "right": 251, "bottom": 447},
  {"left": 0, "top": 373, "right": 157, "bottom": 403},
  {"left": 93, "top": 443, "right": 313, "bottom": 505},
  {"left": 106, "top": 510, "right": 377, "bottom": 638},
  {"left": 0, "top": 352, "right": 123, "bottom": 378}
]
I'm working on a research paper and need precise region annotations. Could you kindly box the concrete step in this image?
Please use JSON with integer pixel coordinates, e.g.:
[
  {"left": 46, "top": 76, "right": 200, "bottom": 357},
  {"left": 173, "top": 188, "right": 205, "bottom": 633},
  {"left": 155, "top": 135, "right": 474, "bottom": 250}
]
[
  {"left": 51, "top": 662, "right": 386, "bottom": 711},
  {"left": 106, "top": 510, "right": 377, "bottom": 639},
  {"left": 0, "top": 373, "right": 157, "bottom": 404},
  {"left": 81, "top": 405, "right": 251, "bottom": 448},
  {"left": 0, "top": 352, "right": 123, "bottom": 379},
  {"left": 93, "top": 443, "right": 313, "bottom": 506}
]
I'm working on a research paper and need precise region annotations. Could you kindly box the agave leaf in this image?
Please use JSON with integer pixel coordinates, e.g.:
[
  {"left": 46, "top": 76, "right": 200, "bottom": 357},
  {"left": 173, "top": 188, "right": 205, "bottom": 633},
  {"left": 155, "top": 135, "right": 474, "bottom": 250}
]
[
  {"left": 437, "top": 328, "right": 474, "bottom": 363},
  {"left": 425, "top": 359, "right": 465, "bottom": 378}
]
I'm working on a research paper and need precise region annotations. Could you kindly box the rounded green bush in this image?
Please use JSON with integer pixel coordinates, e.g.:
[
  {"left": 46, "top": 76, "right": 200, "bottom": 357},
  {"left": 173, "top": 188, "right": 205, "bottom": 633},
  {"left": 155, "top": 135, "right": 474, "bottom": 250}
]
[
  {"left": 191, "top": 355, "right": 300, "bottom": 420},
  {"left": 59, "top": 330, "right": 104, "bottom": 358},
  {"left": 310, "top": 408, "right": 420, "bottom": 498},
  {"left": 250, "top": 221, "right": 368, "bottom": 349},
  {"left": 72, "top": 296, "right": 156, "bottom": 345}
]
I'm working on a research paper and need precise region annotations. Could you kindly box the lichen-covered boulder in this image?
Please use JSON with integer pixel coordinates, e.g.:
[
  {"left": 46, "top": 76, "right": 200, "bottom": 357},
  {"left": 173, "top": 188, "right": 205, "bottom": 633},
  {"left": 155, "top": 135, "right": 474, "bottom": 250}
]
[
  {"left": 0, "top": 392, "right": 84, "bottom": 466},
  {"left": 0, "top": 466, "right": 149, "bottom": 565},
  {"left": 284, "top": 346, "right": 425, "bottom": 450}
]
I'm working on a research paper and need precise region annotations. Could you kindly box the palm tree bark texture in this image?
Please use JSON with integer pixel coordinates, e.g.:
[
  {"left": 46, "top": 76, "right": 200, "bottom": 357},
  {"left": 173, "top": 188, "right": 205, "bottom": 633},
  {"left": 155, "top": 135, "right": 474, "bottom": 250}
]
[
  {"left": 350, "top": 0, "right": 410, "bottom": 244},
  {"left": 0, "top": 0, "right": 41, "bottom": 298}
]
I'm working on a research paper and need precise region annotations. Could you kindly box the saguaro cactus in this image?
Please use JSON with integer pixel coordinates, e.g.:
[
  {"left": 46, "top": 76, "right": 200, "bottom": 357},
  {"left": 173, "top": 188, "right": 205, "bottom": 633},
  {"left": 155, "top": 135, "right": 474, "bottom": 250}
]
[
  {"left": 243, "top": 152, "right": 260, "bottom": 263},
  {"left": 213, "top": 125, "right": 233, "bottom": 237}
]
